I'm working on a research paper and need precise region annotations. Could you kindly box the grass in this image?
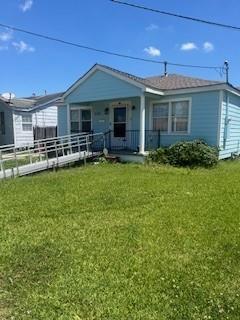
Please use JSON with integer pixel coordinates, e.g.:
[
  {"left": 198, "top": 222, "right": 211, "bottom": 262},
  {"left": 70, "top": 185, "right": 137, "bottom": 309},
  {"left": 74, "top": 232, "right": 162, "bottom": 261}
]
[
  {"left": 0, "top": 161, "right": 240, "bottom": 319},
  {"left": 2, "top": 154, "right": 46, "bottom": 171}
]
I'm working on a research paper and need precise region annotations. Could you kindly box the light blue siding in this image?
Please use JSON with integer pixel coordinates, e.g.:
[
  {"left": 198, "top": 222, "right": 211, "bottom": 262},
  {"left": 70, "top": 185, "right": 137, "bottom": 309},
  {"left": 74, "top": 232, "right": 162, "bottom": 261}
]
[
  {"left": 146, "top": 91, "right": 220, "bottom": 146},
  {"left": 219, "top": 92, "right": 240, "bottom": 159},
  {"left": 58, "top": 105, "right": 68, "bottom": 136},
  {"left": 65, "top": 70, "right": 142, "bottom": 103},
  {"left": 91, "top": 101, "right": 110, "bottom": 133},
  {"left": 0, "top": 101, "right": 14, "bottom": 146}
]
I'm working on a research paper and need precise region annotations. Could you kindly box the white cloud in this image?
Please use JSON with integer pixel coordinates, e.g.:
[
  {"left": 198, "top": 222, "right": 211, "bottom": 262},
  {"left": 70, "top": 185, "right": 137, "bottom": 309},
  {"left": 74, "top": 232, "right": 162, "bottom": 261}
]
[
  {"left": 144, "top": 46, "right": 161, "bottom": 57},
  {"left": 203, "top": 41, "right": 214, "bottom": 52},
  {"left": 20, "top": 0, "right": 33, "bottom": 12},
  {"left": 0, "top": 30, "right": 13, "bottom": 42},
  {"left": 146, "top": 24, "right": 159, "bottom": 31},
  {"left": 12, "top": 41, "right": 35, "bottom": 53},
  {"left": 180, "top": 42, "right": 198, "bottom": 51}
]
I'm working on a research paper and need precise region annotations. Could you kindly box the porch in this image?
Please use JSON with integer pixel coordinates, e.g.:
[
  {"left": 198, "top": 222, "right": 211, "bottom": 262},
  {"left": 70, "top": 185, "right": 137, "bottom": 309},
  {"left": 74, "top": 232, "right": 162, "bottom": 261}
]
[{"left": 67, "top": 94, "right": 161, "bottom": 155}]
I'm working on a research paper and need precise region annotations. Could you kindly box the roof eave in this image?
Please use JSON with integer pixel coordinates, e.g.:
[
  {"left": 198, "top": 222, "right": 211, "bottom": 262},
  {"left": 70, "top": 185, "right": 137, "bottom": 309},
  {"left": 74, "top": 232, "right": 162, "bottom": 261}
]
[
  {"left": 145, "top": 87, "right": 164, "bottom": 96},
  {"left": 163, "top": 83, "right": 240, "bottom": 95}
]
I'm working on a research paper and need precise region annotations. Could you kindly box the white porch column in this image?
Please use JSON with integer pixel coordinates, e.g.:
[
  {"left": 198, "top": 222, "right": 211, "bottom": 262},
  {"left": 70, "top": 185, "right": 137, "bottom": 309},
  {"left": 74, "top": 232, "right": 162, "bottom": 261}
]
[{"left": 139, "top": 94, "right": 145, "bottom": 154}]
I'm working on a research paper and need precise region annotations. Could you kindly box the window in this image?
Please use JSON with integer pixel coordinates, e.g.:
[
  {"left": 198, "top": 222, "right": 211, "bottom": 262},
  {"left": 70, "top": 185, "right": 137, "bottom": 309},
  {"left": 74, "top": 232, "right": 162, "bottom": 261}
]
[
  {"left": 81, "top": 109, "right": 91, "bottom": 132},
  {"left": 113, "top": 107, "right": 126, "bottom": 137},
  {"left": 22, "top": 114, "right": 32, "bottom": 131},
  {"left": 172, "top": 101, "right": 189, "bottom": 132},
  {"left": 152, "top": 100, "right": 190, "bottom": 133},
  {"left": 70, "top": 108, "right": 92, "bottom": 133},
  {"left": 0, "top": 112, "right": 5, "bottom": 135},
  {"left": 70, "top": 110, "right": 80, "bottom": 133},
  {"left": 152, "top": 103, "right": 169, "bottom": 132}
]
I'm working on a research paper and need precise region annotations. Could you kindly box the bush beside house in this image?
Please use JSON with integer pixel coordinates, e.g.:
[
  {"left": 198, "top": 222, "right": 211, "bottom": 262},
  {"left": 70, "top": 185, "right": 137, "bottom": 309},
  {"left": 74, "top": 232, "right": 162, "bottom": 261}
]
[{"left": 148, "top": 140, "right": 218, "bottom": 168}]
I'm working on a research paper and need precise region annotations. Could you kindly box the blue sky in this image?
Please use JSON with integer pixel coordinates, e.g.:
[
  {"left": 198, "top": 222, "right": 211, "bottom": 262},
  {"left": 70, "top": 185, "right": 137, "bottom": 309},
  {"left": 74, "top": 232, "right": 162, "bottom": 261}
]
[{"left": 1, "top": 0, "right": 240, "bottom": 96}]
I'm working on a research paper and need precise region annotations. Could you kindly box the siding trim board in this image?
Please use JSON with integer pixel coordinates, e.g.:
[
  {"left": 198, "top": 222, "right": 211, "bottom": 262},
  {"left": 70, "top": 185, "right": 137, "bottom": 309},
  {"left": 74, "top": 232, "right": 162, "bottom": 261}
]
[
  {"left": 217, "top": 90, "right": 223, "bottom": 148},
  {"left": 219, "top": 91, "right": 240, "bottom": 159}
]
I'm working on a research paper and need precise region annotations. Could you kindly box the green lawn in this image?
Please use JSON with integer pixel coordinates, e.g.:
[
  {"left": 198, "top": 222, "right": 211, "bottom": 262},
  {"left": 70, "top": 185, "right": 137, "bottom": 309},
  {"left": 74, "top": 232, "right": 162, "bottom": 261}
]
[{"left": 0, "top": 162, "right": 240, "bottom": 319}]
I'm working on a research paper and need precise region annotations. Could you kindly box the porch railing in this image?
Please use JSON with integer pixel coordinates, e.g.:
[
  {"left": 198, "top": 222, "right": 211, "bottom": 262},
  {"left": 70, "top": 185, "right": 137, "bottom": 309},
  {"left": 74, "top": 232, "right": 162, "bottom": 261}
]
[{"left": 103, "top": 130, "right": 161, "bottom": 152}]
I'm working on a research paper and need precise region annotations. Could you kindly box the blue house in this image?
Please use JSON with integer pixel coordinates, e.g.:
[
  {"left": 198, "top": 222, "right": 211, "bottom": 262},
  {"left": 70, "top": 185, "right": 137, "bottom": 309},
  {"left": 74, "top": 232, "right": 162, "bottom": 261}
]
[{"left": 58, "top": 64, "right": 240, "bottom": 160}]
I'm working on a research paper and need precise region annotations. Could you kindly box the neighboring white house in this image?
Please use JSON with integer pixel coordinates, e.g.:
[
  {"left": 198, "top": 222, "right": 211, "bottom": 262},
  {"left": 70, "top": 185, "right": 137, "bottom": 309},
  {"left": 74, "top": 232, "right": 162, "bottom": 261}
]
[{"left": 0, "top": 92, "right": 63, "bottom": 147}]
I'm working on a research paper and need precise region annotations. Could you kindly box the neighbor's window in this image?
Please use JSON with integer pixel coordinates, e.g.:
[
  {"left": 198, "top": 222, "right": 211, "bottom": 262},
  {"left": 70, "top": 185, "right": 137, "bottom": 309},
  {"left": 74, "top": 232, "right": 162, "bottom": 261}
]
[
  {"left": 152, "top": 103, "right": 169, "bottom": 132},
  {"left": 171, "top": 101, "right": 189, "bottom": 133},
  {"left": 22, "top": 114, "right": 32, "bottom": 131},
  {"left": 0, "top": 112, "right": 5, "bottom": 135},
  {"left": 152, "top": 100, "right": 190, "bottom": 133}
]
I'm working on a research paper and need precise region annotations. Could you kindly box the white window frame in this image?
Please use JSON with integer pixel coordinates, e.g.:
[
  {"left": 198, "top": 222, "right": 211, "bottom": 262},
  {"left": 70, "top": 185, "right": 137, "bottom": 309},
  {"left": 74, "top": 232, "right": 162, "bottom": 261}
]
[
  {"left": 70, "top": 106, "right": 92, "bottom": 133},
  {"left": 150, "top": 98, "right": 192, "bottom": 135},
  {"left": 22, "top": 114, "right": 32, "bottom": 132}
]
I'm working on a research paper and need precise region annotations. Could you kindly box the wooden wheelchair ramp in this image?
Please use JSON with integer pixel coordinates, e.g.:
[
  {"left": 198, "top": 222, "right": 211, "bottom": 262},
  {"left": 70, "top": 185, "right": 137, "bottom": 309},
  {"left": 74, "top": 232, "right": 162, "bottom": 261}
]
[{"left": 0, "top": 132, "right": 105, "bottom": 180}]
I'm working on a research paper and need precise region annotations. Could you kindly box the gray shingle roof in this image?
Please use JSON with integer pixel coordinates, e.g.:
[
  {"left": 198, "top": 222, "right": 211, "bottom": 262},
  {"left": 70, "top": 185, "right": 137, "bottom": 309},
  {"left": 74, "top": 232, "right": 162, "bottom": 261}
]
[
  {"left": 98, "top": 64, "right": 223, "bottom": 91},
  {"left": 144, "top": 74, "right": 222, "bottom": 90},
  {"left": 10, "top": 98, "right": 35, "bottom": 108},
  {"left": 9, "top": 92, "right": 63, "bottom": 110},
  {"left": 23, "top": 92, "right": 63, "bottom": 107}
]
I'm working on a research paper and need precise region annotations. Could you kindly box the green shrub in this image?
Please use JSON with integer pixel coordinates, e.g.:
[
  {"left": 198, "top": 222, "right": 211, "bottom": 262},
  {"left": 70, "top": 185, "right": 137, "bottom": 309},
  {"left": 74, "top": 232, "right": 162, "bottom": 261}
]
[
  {"left": 148, "top": 140, "right": 218, "bottom": 168},
  {"left": 148, "top": 148, "right": 168, "bottom": 164}
]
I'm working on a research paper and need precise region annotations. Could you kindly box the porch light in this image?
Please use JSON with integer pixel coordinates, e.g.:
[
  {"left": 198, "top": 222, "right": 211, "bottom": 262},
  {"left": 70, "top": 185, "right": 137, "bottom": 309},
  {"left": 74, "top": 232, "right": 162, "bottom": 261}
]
[
  {"left": 104, "top": 107, "right": 109, "bottom": 115},
  {"left": 132, "top": 105, "right": 136, "bottom": 110}
]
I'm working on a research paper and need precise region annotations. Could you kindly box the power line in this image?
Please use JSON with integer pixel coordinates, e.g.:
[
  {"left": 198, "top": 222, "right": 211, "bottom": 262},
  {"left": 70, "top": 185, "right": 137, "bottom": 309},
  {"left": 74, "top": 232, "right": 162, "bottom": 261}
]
[
  {"left": 110, "top": 0, "right": 240, "bottom": 31},
  {"left": 0, "top": 22, "right": 222, "bottom": 71}
]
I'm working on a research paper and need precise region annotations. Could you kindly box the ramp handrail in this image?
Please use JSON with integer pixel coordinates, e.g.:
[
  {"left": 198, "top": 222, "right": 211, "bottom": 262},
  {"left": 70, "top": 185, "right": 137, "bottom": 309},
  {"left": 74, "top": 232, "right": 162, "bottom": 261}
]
[
  {"left": 0, "top": 132, "right": 105, "bottom": 179},
  {"left": 0, "top": 132, "right": 90, "bottom": 151}
]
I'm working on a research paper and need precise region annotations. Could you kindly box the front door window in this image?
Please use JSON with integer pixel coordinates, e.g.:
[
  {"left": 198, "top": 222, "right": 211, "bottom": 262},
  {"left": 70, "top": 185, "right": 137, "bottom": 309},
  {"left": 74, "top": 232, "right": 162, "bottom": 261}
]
[
  {"left": 113, "top": 107, "right": 126, "bottom": 137},
  {"left": 81, "top": 110, "right": 91, "bottom": 132}
]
